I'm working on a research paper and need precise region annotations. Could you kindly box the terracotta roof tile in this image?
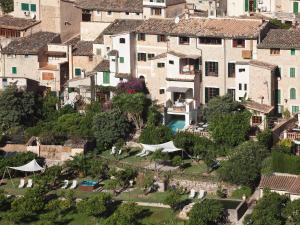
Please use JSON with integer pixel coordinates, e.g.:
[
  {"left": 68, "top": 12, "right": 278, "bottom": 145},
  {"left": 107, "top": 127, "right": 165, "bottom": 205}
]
[
  {"left": 102, "top": 19, "right": 144, "bottom": 35},
  {"left": 73, "top": 41, "right": 93, "bottom": 56},
  {"left": 243, "top": 100, "right": 274, "bottom": 114},
  {"left": 93, "top": 60, "right": 109, "bottom": 72},
  {"left": 0, "top": 15, "right": 40, "bottom": 30}
]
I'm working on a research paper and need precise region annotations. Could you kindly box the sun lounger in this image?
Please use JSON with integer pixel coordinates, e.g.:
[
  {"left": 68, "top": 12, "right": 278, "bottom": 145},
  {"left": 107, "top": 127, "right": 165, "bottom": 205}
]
[
  {"left": 26, "top": 179, "right": 33, "bottom": 188},
  {"left": 189, "top": 189, "right": 196, "bottom": 199},
  {"left": 69, "top": 180, "right": 77, "bottom": 189},
  {"left": 61, "top": 180, "right": 69, "bottom": 189},
  {"left": 18, "top": 178, "right": 25, "bottom": 188},
  {"left": 198, "top": 190, "right": 206, "bottom": 199}
]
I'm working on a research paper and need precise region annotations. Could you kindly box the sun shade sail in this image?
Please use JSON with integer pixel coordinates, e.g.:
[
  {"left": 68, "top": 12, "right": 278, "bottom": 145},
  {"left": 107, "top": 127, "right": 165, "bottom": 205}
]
[
  {"left": 141, "top": 141, "right": 182, "bottom": 153},
  {"left": 9, "top": 159, "right": 43, "bottom": 172}
]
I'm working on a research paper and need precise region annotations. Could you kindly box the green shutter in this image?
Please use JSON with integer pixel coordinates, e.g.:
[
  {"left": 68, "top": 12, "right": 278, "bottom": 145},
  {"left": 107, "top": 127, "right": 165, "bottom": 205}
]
[
  {"left": 290, "top": 67, "right": 296, "bottom": 78},
  {"left": 275, "top": 89, "right": 281, "bottom": 104},
  {"left": 103, "top": 72, "right": 110, "bottom": 84},
  {"left": 21, "top": 3, "right": 29, "bottom": 11},
  {"left": 294, "top": 2, "right": 299, "bottom": 14},
  {"left": 291, "top": 48, "right": 296, "bottom": 56},
  {"left": 292, "top": 106, "right": 299, "bottom": 113},
  {"left": 30, "top": 4, "right": 36, "bottom": 12},
  {"left": 205, "top": 88, "right": 208, "bottom": 103},
  {"left": 75, "top": 68, "right": 81, "bottom": 76},
  {"left": 12, "top": 67, "right": 17, "bottom": 74},
  {"left": 245, "top": 0, "right": 249, "bottom": 12},
  {"left": 290, "top": 88, "right": 297, "bottom": 100},
  {"left": 253, "top": 0, "right": 256, "bottom": 11},
  {"left": 119, "top": 57, "right": 124, "bottom": 63}
]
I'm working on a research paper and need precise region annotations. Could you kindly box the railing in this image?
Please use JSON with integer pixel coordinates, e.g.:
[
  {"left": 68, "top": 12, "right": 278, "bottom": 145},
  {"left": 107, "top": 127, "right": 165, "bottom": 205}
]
[{"left": 284, "top": 132, "right": 300, "bottom": 141}]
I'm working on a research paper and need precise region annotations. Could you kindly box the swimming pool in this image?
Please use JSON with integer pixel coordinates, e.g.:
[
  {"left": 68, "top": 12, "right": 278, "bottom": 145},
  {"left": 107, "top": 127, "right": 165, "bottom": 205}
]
[
  {"left": 167, "top": 119, "right": 185, "bottom": 133},
  {"left": 80, "top": 180, "right": 99, "bottom": 192}
]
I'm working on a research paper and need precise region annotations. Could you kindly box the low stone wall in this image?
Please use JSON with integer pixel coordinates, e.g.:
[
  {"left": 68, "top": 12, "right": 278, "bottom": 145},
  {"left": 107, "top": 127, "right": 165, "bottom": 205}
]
[
  {"left": 169, "top": 178, "right": 237, "bottom": 195},
  {"left": 1, "top": 144, "right": 27, "bottom": 152}
]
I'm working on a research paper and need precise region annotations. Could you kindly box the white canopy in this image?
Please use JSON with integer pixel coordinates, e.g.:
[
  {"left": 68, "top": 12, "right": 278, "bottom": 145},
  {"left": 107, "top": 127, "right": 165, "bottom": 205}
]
[
  {"left": 141, "top": 141, "right": 182, "bottom": 153},
  {"left": 9, "top": 159, "right": 43, "bottom": 172}
]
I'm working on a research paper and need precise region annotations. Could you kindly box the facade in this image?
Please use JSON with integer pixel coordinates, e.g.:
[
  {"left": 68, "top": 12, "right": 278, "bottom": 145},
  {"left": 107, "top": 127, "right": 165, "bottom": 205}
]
[
  {"left": 257, "top": 29, "right": 300, "bottom": 115},
  {"left": 259, "top": 173, "right": 300, "bottom": 201},
  {"left": 186, "top": 0, "right": 227, "bottom": 17}
]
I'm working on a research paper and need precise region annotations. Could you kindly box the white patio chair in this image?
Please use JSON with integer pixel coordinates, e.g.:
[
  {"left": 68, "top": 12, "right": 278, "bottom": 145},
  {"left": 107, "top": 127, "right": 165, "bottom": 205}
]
[
  {"left": 26, "top": 179, "right": 33, "bottom": 188},
  {"left": 61, "top": 180, "right": 69, "bottom": 189},
  {"left": 69, "top": 180, "right": 77, "bottom": 189},
  {"left": 198, "top": 190, "right": 206, "bottom": 199},
  {"left": 189, "top": 189, "right": 196, "bottom": 199},
  {"left": 18, "top": 178, "right": 25, "bottom": 188}
]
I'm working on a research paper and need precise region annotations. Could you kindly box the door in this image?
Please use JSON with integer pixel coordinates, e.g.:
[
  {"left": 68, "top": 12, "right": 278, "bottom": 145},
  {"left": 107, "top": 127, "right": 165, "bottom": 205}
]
[{"left": 294, "top": 1, "right": 299, "bottom": 14}]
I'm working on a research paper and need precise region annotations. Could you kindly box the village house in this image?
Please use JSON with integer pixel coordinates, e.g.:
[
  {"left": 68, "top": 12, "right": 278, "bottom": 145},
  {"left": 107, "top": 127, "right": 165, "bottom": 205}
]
[
  {"left": 0, "top": 32, "right": 70, "bottom": 93},
  {"left": 259, "top": 173, "right": 300, "bottom": 201},
  {"left": 186, "top": 0, "right": 227, "bottom": 18},
  {"left": 257, "top": 29, "right": 300, "bottom": 115},
  {"left": 134, "top": 17, "right": 272, "bottom": 127},
  {"left": 13, "top": 0, "right": 81, "bottom": 42}
]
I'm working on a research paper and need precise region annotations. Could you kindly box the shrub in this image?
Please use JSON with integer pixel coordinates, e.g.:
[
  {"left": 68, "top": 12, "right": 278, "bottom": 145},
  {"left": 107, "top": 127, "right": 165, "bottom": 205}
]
[
  {"left": 171, "top": 155, "right": 183, "bottom": 167},
  {"left": 271, "top": 151, "right": 300, "bottom": 174},
  {"left": 257, "top": 129, "right": 273, "bottom": 149},
  {"left": 231, "top": 186, "right": 252, "bottom": 199},
  {"left": 139, "top": 125, "right": 173, "bottom": 144}
]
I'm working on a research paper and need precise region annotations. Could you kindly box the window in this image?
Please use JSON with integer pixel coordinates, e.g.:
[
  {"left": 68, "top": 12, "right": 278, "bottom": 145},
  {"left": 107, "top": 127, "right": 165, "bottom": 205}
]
[
  {"left": 205, "top": 87, "right": 219, "bottom": 103},
  {"left": 291, "top": 48, "right": 296, "bottom": 56},
  {"left": 147, "top": 53, "right": 155, "bottom": 60},
  {"left": 125, "top": 12, "right": 129, "bottom": 15},
  {"left": 292, "top": 106, "right": 299, "bottom": 114},
  {"left": 244, "top": 84, "right": 247, "bottom": 91},
  {"left": 290, "top": 88, "right": 296, "bottom": 100},
  {"left": 227, "top": 89, "right": 236, "bottom": 100},
  {"left": 169, "top": 60, "right": 174, "bottom": 65},
  {"left": 290, "top": 67, "right": 296, "bottom": 78},
  {"left": 157, "top": 35, "right": 167, "bottom": 42},
  {"left": 89, "top": 55, "right": 93, "bottom": 61},
  {"left": 179, "top": 37, "right": 190, "bottom": 45},
  {"left": 205, "top": 61, "right": 218, "bottom": 76},
  {"left": 228, "top": 63, "right": 235, "bottom": 77},
  {"left": 12, "top": 67, "right": 17, "bottom": 74},
  {"left": 232, "top": 39, "right": 245, "bottom": 48},
  {"left": 239, "top": 83, "right": 242, "bottom": 90},
  {"left": 119, "top": 38, "right": 125, "bottom": 44},
  {"left": 96, "top": 48, "right": 101, "bottom": 55},
  {"left": 137, "top": 53, "right": 146, "bottom": 61},
  {"left": 151, "top": 8, "right": 162, "bottom": 15},
  {"left": 111, "top": 58, "right": 115, "bottom": 62},
  {"left": 252, "top": 116, "right": 262, "bottom": 124},
  {"left": 107, "top": 11, "right": 112, "bottom": 15},
  {"left": 119, "top": 57, "right": 124, "bottom": 63},
  {"left": 136, "top": 13, "right": 140, "bottom": 15},
  {"left": 75, "top": 68, "right": 81, "bottom": 76},
  {"left": 25, "top": 55, "right": 29, "bottom": 58},
  {"left": 159, "top": 89, "right": 165, "bottom": 94},
  {"left": 30, "top": 4, "right": 36, "bottom": 12},
  {"left": 199, "top": 37, "right": 222, "bottom": 45},
  {"left": 21, "top": 3, "right": 29, "bottom": 11},
  {"left": 137, "top": 33, "right": 145, "bottom": 41},
  {"left": 239, "top": 68, "right": 246, "bottom": 72},
  {"left": 275, "top": 89, "right": 281, "bottom": 104},
  {"left": 157, "top": 62, "right": 165, "bottom": 68},
  {"left": 103, "top": 72, "right": 110, "bottom": 84},
  {"left": 270, "top": 48, "right": 280, "bottom": 55}
]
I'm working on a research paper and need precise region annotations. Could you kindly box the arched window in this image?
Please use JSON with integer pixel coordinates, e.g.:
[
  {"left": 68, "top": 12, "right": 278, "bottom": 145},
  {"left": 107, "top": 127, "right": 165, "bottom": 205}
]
[{"left": 290, "top": 88, "right": 297, "bottom": 100}]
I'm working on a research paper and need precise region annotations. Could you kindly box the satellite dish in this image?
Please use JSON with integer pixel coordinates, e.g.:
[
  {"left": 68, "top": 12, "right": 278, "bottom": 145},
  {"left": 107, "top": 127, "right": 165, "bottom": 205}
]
[{"left": 175, "top": 16, "right": 180, "bottom": 24}]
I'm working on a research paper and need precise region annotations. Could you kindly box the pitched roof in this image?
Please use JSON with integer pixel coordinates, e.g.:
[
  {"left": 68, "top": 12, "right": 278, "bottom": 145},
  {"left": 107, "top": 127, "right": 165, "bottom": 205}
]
[
  {"left": 102, "top": 19, "right": 144, "bottom": 35},
  {"left": 73, "top": 41, "right": 93, "bottom": 56},
  {"left": 243, "top": 100, "right": 274, "bottom": 114},
  {"left": 0, "top": 15, "right": 40, "bottom": 30},
  {"left": 108, "top": 50, "right": 118, "bottom": 56},
  {"left": 2, "top": 32, "right": 60, "bottom": 55},
  {"left": 64, "top": 35, "right": 81, "bottom": 46},
  {"left": 75, "top": 0, "right": 143, "bottom": 13},
  {"left": 93, "top": 60, "right": 109, "bottom": 72},
  {"left": 258, "top": 29, "right": 300, "bottom": 49},
  {"left": 259, "top": 173, "right": 300, "bottom": 195},
  {"left": 135, "top": 18, "right": 267, "bottom": 38},
  {"left": 249, "top": 60, "right": 277, "bottom": 70}
]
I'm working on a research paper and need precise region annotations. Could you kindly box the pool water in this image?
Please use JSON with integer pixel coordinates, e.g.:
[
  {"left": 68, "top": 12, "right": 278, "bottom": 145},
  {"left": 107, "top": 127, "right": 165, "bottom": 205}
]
[
  {"left": 167, "top": 119, "right": 185, "bottom": 133},
  {"left": 81, "top": 180, "right": 98, "bottom": 186}
]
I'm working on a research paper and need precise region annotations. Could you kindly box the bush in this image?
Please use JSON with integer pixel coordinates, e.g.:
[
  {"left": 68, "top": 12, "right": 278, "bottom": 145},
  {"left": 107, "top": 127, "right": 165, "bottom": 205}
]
[
  {"left": 163, "top": 189, "right": 183, "bottom": 211},
  {"left": 271, "top": 151, "right": 300, "bottom": 174},
  {"left": 139, "top": 125, "right": 173, "bottom": 144},
  {"left": 231, "top": 186, "right": 252, "bottom": 199},
  {"left": 171, "top": 155, "right": 183, "bottom": 167},
  {"left": 257, "top": 129, "right": 273, "bottom": 149}
]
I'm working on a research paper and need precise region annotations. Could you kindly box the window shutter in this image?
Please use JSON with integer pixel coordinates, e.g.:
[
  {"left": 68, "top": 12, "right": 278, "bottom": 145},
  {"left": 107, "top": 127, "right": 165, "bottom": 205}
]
[
  {"left": 291, "top": 48, "right": 296, "bottom": 56},
  {"left": 245, "top": 0, "right": 249, "bottom": 12},
  {"left": 216, "top": 88, "right": 220, "bottom": 97},
  {"left": 21, "top": 3, "right": 29, "bottom": 11},
  {"left": 215, "top": 62, "right": 219, "bottom": 76},
  {"left": 12, "top": 67, "right": 17, "bottom": 74},
  {"left": 103, "top": 72, "right": 110, "bottom": 84},
  {"left": 205, "top": 62, "right": 208, "bottom": 76},
  {"left": 232, "top": 40, "right": 237, "bottom": 47},
  {"left": 290, "top": 88, "right": 296, "bottom": 100},
  {"left": 75, "top": 68, "right": 81, "bottom": 76},
  {"left": 275, "top": 89, "right": 281, "bottom": 104},
  {"left": 205, "top": 88, "right": 208, "bottom": 103},
  {"left": 31, "top": 4, "right": 36, "bottom": 12},
  {"left": 120, "top": 57, "right": 124, "bottom": 63},
  {"left": 290, "top": 68, "right": 296, "bottom": 78}
]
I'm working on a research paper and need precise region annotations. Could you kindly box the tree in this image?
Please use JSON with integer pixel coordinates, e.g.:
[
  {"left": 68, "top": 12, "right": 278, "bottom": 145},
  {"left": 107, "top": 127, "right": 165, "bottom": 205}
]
[
  {"left": 139, "top": 125, "right": 173, "bottom": 144},
  {"left": 89, "top": 159, "right": 109, "bottom": 179},
  {"left": 218, "top": 141, "right": 269, "bottom": 187},
  {"left": 0, "top": 86, "right": 41, "bottom": 133},
  {"left": 257, "top": 129, "right": 273, "bottom": 149},
  {"left": 0, "top": 0, "right": 13, "bottom": 13},
  {"left": 188, "top": 199, "right": 227, "bottom": 225},
  {"left": 115, "top": 167, "right": 137, "bottom": 188},
  {"left": 203, "top": 94, "right": 241, "bottom": 122},
  {"left": 104, "top": 203, "right": 142, "bottom": 225},
  {"left": 284, "top": 199, "right": 300, "bottom": 224},
  {"left": 77, "top": 193, "right": 112, "bottom": 217},
  {"left": 66, "top": 153, "right": 90, "bottom": 177},
  {"left": 209, "top": 111, "right": 251, "bottom": 147},
  {"left": 113, "top": 93, "right": 149, "bottom": 130},
  {"left": 163, "top": 189, "right": 183, "bottom": 211},
  {"left": 93, "top": 108, "right": 130, "bottom": 150},
  {"left": 245, "top": 191, "right": 288, "bottom": 225}
]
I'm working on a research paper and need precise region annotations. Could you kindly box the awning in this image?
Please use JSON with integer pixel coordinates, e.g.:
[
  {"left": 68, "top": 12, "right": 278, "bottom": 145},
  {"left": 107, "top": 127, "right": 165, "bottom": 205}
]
[
  {"left": 9, "top": 159, "right": 43, "bottom": 172},
  {"left": 166, "top": 87, "right": 191, "bottom": 93}
]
